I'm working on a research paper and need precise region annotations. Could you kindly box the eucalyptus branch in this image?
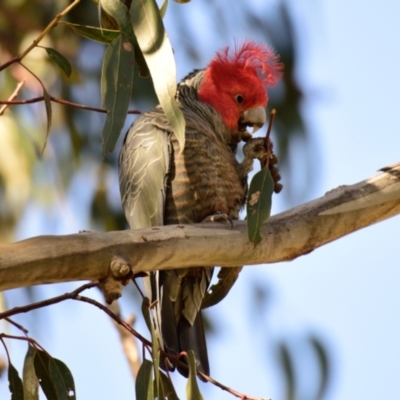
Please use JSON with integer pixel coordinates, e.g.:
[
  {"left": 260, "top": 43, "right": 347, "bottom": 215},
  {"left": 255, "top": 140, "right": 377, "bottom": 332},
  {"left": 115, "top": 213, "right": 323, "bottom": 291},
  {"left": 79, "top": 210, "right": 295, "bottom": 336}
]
[
  {"left": 0, "top": 334, "right": 47, "bottom": 353},
  {"left": 72, "top": 294, "right": 151, "bottom": 347},
  {"left": 0, "top": 281, "right": 99, "bottom": 320},
  {"left": 199, "top": 372, "right": 269, "bottom": 400},
  {"left": 4, "top": 318, "right": 29, "bottom": 335},
  {"left": 0, "top": 95, "right": 141, "bottom": 115},
  {"left": 0, "top": 0, "right": 81, "bottom": 72},
  {"left": 0, "top": 81, "right": 25, "bottom": 115}
]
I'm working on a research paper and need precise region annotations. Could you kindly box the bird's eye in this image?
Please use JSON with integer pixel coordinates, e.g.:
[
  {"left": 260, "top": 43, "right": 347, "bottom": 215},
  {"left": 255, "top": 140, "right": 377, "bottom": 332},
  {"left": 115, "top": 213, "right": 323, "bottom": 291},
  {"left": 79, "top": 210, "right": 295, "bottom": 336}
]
[{"left": 235, "top": 94, "right": 244, "bottom": 104}]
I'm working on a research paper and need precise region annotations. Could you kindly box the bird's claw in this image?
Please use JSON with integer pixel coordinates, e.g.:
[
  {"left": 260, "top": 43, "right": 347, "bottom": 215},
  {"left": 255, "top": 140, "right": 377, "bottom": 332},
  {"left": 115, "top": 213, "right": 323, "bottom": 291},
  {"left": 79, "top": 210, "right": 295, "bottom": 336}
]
[
  {"left": 202, "top": 212, "right": 234, "bottom": 228},
  {"left": 242, "top": 138, "right": 283, "bottom": 194}
]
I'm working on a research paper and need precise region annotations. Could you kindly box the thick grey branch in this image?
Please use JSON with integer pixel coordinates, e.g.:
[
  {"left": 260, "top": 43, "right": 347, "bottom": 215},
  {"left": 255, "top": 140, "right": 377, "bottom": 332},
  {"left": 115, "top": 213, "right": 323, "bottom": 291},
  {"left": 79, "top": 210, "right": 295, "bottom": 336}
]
[{"left": 0, "top": 163, "right": 399, "bottom": 292}]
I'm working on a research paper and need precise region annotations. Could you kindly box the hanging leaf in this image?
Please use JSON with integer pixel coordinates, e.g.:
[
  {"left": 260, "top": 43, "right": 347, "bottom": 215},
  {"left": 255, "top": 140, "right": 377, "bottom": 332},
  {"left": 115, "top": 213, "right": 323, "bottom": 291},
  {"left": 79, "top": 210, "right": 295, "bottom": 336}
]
[
  {"left": 41, "top": 87, "right": 52, "bottom": 154},
  {"left": 202, "top": 267, "right": 243, "bottom": 309},
  {"left": 100, "top": 34, "right": 135, "bottom": 156},
  {"left": 61, "top": 22, "right": 119, "bottom": 44},
  {"left": 23, "top": 345, "right": 39, "bottom": 400},
  {"left": 157, "top": 370, "right": 180, "bottom": 400},
  {"left": 33, "top": 349, "right": 76, "bottom": 400},
  {"left": 8, "top": 362, "right": 24, "bottom": 400},
  {"left": 186, "top": 350, "right": 204, "bottom": 400},
  {"left": 50, "top": 359, "right": 75, "bottom": 400},
  {"left": 43, "top": 47, "right": 72, "bottom": 78},
  {"left": 150, "top": 309, "right": 160, "bottom": 399},
  {"left": 141, "top": 297, "right": 152, "bottom": 333},
  {"left": 130, "top": 0, "right": 185, "bottom": 153},
  {"left": 141, "top": 297, "right": 161, "bottom": 397},
  {"left": 309, "top": 336, "right": 330, "bottom": 400},
  {"left": 277, "top": 342, "right": 295, "bottom": 400},
  {"left": 247, "top": 168, "right": 274, "bottom": 245},
  {"left": 135, "top": 359, "right": 154, "bottom": 400}
]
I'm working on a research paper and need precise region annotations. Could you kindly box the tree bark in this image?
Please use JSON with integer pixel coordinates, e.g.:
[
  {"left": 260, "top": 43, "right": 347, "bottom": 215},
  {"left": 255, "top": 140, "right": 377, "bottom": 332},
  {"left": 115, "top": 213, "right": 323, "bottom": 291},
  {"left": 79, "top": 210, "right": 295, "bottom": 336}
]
[{"left": 0, "top": 163, "right": 399, "bottom": 292}]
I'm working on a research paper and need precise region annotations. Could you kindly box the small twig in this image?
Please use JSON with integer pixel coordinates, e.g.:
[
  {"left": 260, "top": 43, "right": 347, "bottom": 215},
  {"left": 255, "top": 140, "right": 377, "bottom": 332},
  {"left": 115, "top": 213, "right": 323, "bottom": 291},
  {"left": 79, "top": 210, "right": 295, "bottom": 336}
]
[
  {"left": 0, "top": 81, "right": 25, "bottom": 115},
  {"left": 0, "top": 334, "right": 47, "bottom": 353},
  {"left": 0, "top": 95, "right": 141, "bottom": 114},
  {"left": 0, "top": 281, "right": 99, "bottom": 320},
  {"left": 0, "top": 337, "right": 10, "bottom": 364},
  {"left": 132, "top": 277, "right": 146, "bottom": 298},
  {"left": 4, "top": 318, "right": 29, "bottom": 335},
  {"left": 0, "top": 0, "right": 81, "bottom": 72},
  {"left": 199, "top": 372, "right": 270, "bottom": 400},
  {"left": 73, "top": 295, "right": 152, "bottom": 347}
]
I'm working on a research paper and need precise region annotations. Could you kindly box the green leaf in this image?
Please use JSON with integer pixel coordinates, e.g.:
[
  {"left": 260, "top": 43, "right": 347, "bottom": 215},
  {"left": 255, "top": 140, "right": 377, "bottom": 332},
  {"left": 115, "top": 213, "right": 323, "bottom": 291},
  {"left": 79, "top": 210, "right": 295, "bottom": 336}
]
[
  {"left": 33, "top": 349, "right": 76, "bottom": 400},
  {"left": 23, "top": 345, "right": 39, "bottom": 400},
  {"left": 135, "top": 359, "right": 154, "bottom": 400},
  {"left": 50, "top": 359, "right": 76, "bottom": 400},
  {"left": 130, "top": 0, "right": 185, "bottom": 153},
  {"left": 8, "top": 362, "right": 24, "bottom": 400},
  {"left": 41, "top": 87, "right": 52, "bottom": 154},
  {"left": 100, "top": 34, "right": 135, "bottom": 156},
  {"left": 157, "top": 370, "right": 180, "bottom": 400},
  {"left": 100, "top": 0, "right": 135, "bottom": 44},
  {"left": 150, "top": 306, "right": 160, "bottom": 399},
  {"left": 43, "top": 47, "right": 72, "bottom": 77},
  {"left": 278, "top": 342, "right": 295, "bottom": 400},
  {"left": 309, "top": 336, "right": 330, "bottom": 400},
  {"left": 174, "top": 0, "right": 191, "bottom": 3},
  {"left": 202, "top": 267, "right": 243, "bottom": 309},
  {"left": 61, "top": 22, "right": 119, "bottom": 44},
  {"left": 159, "top": 0, "right": 168, "bottom": 18},
  {"left": 141, "top": 297, "right": 152, "bottom": 333},
  {"left": 246, "top": 168, "right": 274, "bottom": 245},
  {"left": 142, "top": 297, "right": 160, "bottom": 397},
  {"left": 186, "top": 350, "right": 204, "bottom": 400}
]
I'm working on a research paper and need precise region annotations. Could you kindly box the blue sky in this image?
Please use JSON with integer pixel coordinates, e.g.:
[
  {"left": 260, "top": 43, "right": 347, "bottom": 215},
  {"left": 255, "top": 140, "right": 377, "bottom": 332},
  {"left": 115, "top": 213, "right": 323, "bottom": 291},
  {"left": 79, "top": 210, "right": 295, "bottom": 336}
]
[{"left": 1, "top": 1, "right": 400, "bottom": 399}]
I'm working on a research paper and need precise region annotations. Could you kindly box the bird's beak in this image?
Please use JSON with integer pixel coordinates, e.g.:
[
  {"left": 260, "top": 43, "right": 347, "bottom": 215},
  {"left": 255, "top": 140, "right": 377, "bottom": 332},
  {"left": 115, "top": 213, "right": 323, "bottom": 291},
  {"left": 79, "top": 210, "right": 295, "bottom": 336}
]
[{"left": 240, "top": 106, "right": 266, "bottom": 134}]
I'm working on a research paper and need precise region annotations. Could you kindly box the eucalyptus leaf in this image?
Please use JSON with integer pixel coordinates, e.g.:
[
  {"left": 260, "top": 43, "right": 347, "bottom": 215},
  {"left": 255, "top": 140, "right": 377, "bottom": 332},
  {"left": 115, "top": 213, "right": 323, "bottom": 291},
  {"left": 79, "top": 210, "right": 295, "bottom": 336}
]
[
  {"left": 23, "top": 344, "right": 38, "bottom": 400},
  {"left": 33, "top": 349, "right": 76, "bottom": 400},
  {"left": 8, "top": 362, "right": 24, "bottom": 400},
  {"left": 247, "top": 167, "right": 274, "bottom": 245},
  {"left": 62, "top": 22, "right": 119, "bottom": 44},
  {"left": 130, "top": 0, "right": 185, "bottom": 152},
  {"left": 278, "top": 342, "right": 295, "bottom": 400},
  {"left": 44, "top": 47, "right": 71, "bottom": 77},
  {"left": 186, "top": 350, "right": 204, "bottom": 400},
  {"left": 41, "top": 87, "right": 52, "bottom": 154},
  {"left": 135, "top": 359, "right": 154, "bottom": 400},
  {"left": 100, "top": 35, "right": 134, "bottom": 156},
  {"left": 309, "top": 336, "right": 330, "bottom": 400},
  {"left": 158, "top": 370, "right": 180, "bottom": 400}
]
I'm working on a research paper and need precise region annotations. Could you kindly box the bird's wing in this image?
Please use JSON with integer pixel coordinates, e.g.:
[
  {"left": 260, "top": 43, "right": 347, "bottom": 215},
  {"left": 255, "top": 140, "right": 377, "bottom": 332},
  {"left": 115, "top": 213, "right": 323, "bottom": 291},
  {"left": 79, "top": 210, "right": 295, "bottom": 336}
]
[{"left": 118, "top": 109, "right": 171, "bottom": 230}]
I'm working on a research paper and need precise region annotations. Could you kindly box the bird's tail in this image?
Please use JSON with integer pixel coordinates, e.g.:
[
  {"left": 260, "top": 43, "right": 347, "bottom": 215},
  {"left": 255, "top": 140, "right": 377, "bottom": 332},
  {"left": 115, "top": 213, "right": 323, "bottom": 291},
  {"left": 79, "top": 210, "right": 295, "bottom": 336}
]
[
  {"left": 177, "top": 312, "right": 209, "bottom": 378},
  {"left": 160, "top": 282, "right": 210, "bottom": 378},
  {"left": 144, "top": 270, "right": 210, "bottom": 378}
]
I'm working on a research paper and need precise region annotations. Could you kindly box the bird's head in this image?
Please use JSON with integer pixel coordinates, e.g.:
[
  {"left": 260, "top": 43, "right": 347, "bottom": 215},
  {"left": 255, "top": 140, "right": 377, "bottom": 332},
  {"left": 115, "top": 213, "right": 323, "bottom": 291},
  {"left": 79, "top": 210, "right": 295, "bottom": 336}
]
[{"left": 198, "top": 41, "right": 283, "bottom": 136}]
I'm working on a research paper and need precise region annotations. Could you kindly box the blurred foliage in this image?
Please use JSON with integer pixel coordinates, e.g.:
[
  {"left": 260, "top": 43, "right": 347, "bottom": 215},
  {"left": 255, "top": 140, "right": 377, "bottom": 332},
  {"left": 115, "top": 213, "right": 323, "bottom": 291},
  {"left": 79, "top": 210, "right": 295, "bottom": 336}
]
[{"left": 0, "top": 0, "right": 328, "bottom": 398}]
